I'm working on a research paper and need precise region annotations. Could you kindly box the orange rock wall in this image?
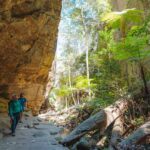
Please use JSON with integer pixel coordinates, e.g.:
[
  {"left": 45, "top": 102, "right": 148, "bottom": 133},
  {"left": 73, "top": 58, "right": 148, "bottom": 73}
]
[{"left": 0, "top": 0, "right": 62, "bottom": 115}]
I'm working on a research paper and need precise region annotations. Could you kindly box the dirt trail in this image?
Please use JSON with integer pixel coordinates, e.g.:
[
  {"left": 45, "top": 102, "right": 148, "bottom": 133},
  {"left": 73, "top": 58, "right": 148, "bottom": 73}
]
[{"left": 0, "top": 112, "right": 68, "bottom": 150}]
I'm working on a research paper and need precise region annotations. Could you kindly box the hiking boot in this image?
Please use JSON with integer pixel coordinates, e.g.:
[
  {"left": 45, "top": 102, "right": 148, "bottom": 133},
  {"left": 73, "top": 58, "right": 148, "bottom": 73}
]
[
  {"left": 12, "top": 133, "right": 15, "bottom": 136},
  {"left": 19, "top": 120, "right": 23, "bottom": 123}
]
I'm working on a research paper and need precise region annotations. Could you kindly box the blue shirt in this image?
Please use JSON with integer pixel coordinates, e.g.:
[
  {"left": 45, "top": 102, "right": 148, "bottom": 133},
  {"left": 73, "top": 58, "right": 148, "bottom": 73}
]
[{"left": 18, "top": 97, "right": 27, "bottom": 111}]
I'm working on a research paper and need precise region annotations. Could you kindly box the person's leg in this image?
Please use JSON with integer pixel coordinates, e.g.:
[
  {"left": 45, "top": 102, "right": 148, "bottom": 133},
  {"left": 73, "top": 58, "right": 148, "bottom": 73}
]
[
  {"left": 11, "top": 113, "right": 20, "bottom": 136},
  {"left": 11, "top": 115, "right": 16, "bottom": 136},
  {"left": 15, "top": 112, "right": 20, "bottom": 127},
  {"left": 10, "top": 118, "right": 13, "bottom": 133},
  {"left": 19, "top": 112, "right": 23, "bottom": 122}
]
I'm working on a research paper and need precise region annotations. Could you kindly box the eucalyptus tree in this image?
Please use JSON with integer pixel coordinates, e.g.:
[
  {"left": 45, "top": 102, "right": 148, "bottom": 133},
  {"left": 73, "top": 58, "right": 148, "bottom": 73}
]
[{"left": 68, "top": 0, "right": 110, "bottom": 98}]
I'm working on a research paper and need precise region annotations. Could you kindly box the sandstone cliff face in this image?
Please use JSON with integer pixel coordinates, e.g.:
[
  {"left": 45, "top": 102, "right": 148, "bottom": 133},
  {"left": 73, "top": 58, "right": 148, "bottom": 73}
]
[
  {"left": 0, "top": 0, "right": 61, "bottom": 115},
  {"left": 110, "top": 0, "right": 127, "bottom": 11},
  {"left": 110, "top": 0, "right": 148, "bottom": 11}
]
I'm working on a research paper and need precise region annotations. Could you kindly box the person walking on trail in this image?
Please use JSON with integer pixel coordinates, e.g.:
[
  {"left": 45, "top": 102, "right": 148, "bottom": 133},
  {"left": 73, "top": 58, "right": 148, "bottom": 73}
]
[
  {"left": 8, "top": 94, "right": 21, "bottom": 136},
  {"left": 18, "top": 93, "right": 27, "bottom": 122}
]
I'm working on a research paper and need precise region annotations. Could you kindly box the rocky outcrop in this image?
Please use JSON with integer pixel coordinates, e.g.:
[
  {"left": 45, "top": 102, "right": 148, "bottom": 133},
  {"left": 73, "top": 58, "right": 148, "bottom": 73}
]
[
  {"left": 110, "top": 0, "right": 127, "bottom": 11},
  {"left": 110, "top": 0, "right": 146, "bottom": 11},
  {"left": 0, "top": 0, "right": 62, "bottom": 115}
]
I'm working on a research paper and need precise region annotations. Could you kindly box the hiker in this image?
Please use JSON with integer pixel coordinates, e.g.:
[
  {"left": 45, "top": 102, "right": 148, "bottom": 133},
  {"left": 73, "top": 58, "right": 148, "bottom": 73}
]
[
  {"left": 18, "top": 93, "right": 27, "bottom": 122},
  {"left": 8, "top": 94, "right": 21, "bottom": 136}
]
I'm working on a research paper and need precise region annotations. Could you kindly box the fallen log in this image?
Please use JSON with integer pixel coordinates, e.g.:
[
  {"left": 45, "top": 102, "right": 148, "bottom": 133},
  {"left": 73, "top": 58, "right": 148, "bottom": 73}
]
[
  {"left": 61, "top": 99, "right": 129, "bottom": 146},
  {"left": 119, "top": 121, "right": 150, "bottom": 147},
  {"left": 122, "top": 124, "right": 135, "bottom": 137},
  {"left": 108, "top": 116, "right": 123, "bottom": 150}
]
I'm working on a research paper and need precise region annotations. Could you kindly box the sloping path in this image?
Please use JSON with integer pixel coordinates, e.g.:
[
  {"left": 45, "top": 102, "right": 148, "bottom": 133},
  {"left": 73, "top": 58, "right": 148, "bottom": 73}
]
[{"left": 0, "top": 113, "right": 68, "bottom": 150}]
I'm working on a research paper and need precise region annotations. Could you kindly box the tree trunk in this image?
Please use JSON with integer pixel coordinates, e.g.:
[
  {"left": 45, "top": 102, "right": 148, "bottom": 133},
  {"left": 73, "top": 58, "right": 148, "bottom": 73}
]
[
  {"left": 141, "top": 0, "right": 150, "bottom": 12},
  {"left": 125, "top": 62, "right": 130, "bottom": 88},
  {"left": 85, "top": 39, "right": 91, "bottom": 97},
  {"left": 61, "top": 99, "right": 129, "bottom": 146},
  {"left": 77, "top": 91, "right": 80, "bottom": 105},
  {"left": 140, "top": 64, "right": 149, "bottom": 95},
  {"left": 81, "top": 8, "right": 91, "bottom": 98},
  {"left": 120, "top": 17, "right": 126, "bottom": 39},
  {"left": 68, "top": 64, "right": 76, "bottom": 105},
  {"left": 65, "top": 97, "right": 68, "bottom": 110}
]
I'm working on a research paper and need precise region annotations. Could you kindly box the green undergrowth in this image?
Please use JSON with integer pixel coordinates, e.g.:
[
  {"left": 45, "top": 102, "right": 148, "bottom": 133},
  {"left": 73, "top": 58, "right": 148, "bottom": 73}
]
[{"left": 87, "top": 97, "right": 116, "bottom": 109}]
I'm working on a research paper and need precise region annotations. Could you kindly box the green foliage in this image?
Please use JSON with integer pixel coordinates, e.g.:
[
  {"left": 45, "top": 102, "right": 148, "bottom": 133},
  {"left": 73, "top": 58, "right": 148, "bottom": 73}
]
[
  {"left": 87, "top": 97, "right": 116, "bottom": 108},
  {"left": 102, "top": 8, "right": 143, "bottom": 29},
  {"left": 88, "top": 29, "right": 126, "bottom": 100},
  {"left": 102, "top": 7, "right": 150, "bottom": 94},
  {"left": 132, "top": 116, "right": 145, "bottom": 126},
  {"left": 74, "top": 76, "right": 96, "bottom": 90},
  {"left": 112, "top": 35, "right": 150, "bottom": 61},
  {"left": 53, "top": 86, "right": 72, "bottom": 98}
]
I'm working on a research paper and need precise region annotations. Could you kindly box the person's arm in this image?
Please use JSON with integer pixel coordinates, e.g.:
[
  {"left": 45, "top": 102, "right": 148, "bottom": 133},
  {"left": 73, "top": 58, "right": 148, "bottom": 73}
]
[
  {"left": 8, "top": 101, "right": 13, "bottom": 119},
  {"left": 25, "top": 98, "right": 27, "bottom": 108},
  {"left": 19, "top": 100, "right": 22, "bottom": 112}
]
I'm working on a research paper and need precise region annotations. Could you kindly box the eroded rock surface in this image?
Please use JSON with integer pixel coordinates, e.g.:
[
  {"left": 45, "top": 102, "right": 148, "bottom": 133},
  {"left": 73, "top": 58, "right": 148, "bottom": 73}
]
[{"left": 0, "top": 0, "right": 61, "bottom": 115}]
